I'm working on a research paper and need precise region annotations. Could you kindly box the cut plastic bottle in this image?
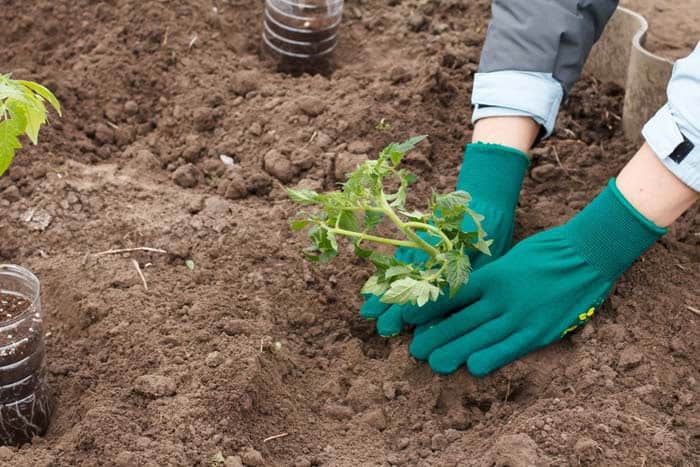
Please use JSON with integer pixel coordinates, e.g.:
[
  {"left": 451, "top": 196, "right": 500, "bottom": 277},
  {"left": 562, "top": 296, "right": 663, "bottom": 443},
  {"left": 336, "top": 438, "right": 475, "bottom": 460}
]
[
  {"left": 263, "top": 0, "right": 344, "bottom": 73},
  {"left": 0, "top": 265, "right": 52, "bottom": 446}
]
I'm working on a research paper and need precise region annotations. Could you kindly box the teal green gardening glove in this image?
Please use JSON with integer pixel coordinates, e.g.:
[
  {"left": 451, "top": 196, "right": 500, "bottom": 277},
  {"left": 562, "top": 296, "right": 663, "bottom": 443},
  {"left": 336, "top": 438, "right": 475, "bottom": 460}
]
[
  {"left": 360, "top": 143, "right": 530, "bottom": 336},
  {"left": 404, "top": 179, "right": 666, "bottom": 376}
]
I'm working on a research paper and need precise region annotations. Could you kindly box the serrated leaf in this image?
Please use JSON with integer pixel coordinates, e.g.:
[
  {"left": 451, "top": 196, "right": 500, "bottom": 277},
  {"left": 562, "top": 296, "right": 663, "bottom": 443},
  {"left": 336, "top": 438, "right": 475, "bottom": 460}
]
[
  {"left": 434, "top": 191, "right": 471, "bottom": 214},
  {"left": 18, "top": 80, "right": 62, "bottom": 116},
  {"left": 380, "top": 277, "right": 440, "bottom": 306},
  {"left": 385, "top": 265, "right": 412, "bottom": 279},
  {"left": 337, "top": 210, "right": 360, "bottom": 232},
  {"left": 361, "top": 275, "right": 390, "bottom": 296},
  {"left": 364, "top": 210, "right": 383, "bottom": 230},
  {"left": 287, "top": 188, "right": 320, "bottom": 205},
  {"left": 394, "top": 135, "right": 427, "bottom": 153},
  {"left": 444, "top": 250, "right": 470, "bottom": 297},
  {"left": 368, "top": 252, "right": 399, "bottom": 271},
  {"left": 0, "top": 120, "right": 22, "bottom": 176}
]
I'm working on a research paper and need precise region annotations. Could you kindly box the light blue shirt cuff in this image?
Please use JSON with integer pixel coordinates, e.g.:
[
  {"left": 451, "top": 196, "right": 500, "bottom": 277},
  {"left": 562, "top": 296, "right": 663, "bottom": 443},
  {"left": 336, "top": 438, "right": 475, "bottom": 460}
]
[
  {"left": 642, "top": 104, "right": 700, "bottom": 192},
  {"left": 642, "top": 43, "right": 700, "bottom": 192},
  {"left": 471, "top": 71, "right": 564, "bottom": 138}
]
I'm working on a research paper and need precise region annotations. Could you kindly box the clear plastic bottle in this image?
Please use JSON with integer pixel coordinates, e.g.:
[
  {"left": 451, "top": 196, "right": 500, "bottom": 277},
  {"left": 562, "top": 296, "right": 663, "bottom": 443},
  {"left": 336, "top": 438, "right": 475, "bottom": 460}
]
[
  {"left": 0, "top": 265, "right": 52, "bottom": 445},
  {"left": 263, "top": 0, "right": 344, "bottom": 72}
]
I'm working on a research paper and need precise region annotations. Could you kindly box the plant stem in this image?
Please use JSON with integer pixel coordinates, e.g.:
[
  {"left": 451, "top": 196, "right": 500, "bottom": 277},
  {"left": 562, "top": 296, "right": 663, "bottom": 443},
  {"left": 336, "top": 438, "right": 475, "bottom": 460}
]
[
  {"left": 404, "top": 222, "right": 453, "bottom": 249},
  {"left": 379, "top": 195, "right": 440, "bottom": 257},
  {"left": 324, "top": 225, "right": 419, "bottom": 249}
]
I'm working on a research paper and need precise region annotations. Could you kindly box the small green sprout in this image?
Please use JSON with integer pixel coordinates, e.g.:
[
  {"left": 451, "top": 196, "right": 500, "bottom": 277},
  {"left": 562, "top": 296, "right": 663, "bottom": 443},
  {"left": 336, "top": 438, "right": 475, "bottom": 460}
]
[
  {"left": 0, "top": 74, "right": 61, "bottom": 176},
  {"left": 185, "top": 259, "right": 195, "bottom": 270},
  {"left": 288, "top": 136, "right": 491, "bottom": 307}
]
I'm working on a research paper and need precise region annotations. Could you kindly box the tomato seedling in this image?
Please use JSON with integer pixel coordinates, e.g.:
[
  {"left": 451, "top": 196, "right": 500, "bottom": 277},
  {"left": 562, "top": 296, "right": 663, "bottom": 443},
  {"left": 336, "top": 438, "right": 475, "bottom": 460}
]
[
  {"left": 0, "top": 74, "right": 61, "bottom": 177},
  {"left": 288, "top": 136, "right": 491, "bottom": 306}
]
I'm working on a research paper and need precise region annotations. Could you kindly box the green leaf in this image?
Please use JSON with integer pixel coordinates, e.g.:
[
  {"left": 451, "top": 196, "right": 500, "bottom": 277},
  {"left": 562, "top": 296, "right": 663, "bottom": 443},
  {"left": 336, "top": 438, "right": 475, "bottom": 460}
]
[
  {"left": 185, "top": 259, "right": 195, "bottom": 270},
  {"left": 434, "top": 191, "right": 471, "bottom": 214},
  {"left": 290, "top": 219, "right": 312, "bottom": 231},
  {"left": 385, "top": 265, "right": 412, "bottom": 279},
  {"left": 361, "top": 275, "right": 390, "bottom": 296},
  {"left": 394, "top": 135, "right": 427, "bottom": 153},
  {"left": 364, "top": 210, "right": 384, "bottom": 230},
  {"left": 18, "top": 80, "right": 62, "bottom": 115},
  {"left": 327, "top": 230, "right": 338, "bottom": 251},
  {"left": 337, "top": 210, "right": 360, "bottom": 232},
  {"left": 0, "top": 120, "right": 22, "bottom": 177},
  {"left": 380, "top": 277, "right": 440, "bottom": 306},
  {"left": 353, "top": 243, "right": 373, "bottom": 258},
  {"left": 368, "top": 252, "right": 400, "bottom": 271},
  {"left": 287, "top": 188, "right": 320, "bottom": 205},
  {"left": 444, "top": 250, "right": 471, "bottom": 297}
]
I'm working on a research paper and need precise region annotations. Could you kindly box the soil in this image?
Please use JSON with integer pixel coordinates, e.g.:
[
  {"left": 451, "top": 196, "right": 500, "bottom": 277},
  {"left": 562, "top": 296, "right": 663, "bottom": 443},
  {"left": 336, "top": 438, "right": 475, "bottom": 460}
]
[
  {"left": 0, "top": 0, "right": 698, "bottom": 466},
  {"left": 0, "top": 293, "right": 30, "bottom": 322},
  {"left": 620, "top": 0, "right": 699, "bottom": 60}
]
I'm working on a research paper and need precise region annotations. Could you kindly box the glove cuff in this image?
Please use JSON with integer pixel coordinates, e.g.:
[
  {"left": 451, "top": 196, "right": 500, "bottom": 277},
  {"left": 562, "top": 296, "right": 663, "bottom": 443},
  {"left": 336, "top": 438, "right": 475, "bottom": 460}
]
[
  {"left": 566, "top": 179, "right": 667, "bottom": 279},
  {"left": 457, "top": 143, "right": 529, "bottom": 213}
]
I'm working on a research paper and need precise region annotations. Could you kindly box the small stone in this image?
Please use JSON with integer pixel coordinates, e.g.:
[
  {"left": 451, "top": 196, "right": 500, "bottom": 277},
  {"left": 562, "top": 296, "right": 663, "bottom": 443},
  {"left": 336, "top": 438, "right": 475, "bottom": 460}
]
[
  {"left": 238, "top": 446, "right": 264, "bottom": 466},
  {"left": 618, "top": 345, "right": 643, "bottom": 370},
  {"left": 334, "top": 152, "right": 368, "bottom": 181},
  {"left": 431, "top": 433, "right": 449, "bottom": 451},
  {"left": 187, "top": 196, "right": 204, "bottom": 214},
  {"left": 348, "top": 140, "right": 372, "bottom": 154},
  {"left": 223, "top": 173, "right": 249, "bottom": 200},
  {"left": 359, "top": 408, "right": 387, "bottom": 431},
  {"left": 224, "top": 455, "right": 244, "bottom": 467},
  {"left": 531, "top": 163, "right": 558, "bottom": 182},
  {"left": 124, "top": 100, "right": 139, "bottom": 115},
  {"left": 249, "top": 122, "right": 263, "bottom": 136},
  {"left": 297, "top": 96, "right": 326, "bottom": 117},
  {"left": 383, "top": 381, "right": 397, "bottom": 400},
  {"left": 408, "top": 13, "right": 428, "bottom": 32},
  {"left": 133, "top": 374, "right": 177, "bottom": 398},
  {"left": 172, "top": 163, "right": 201, "bottom": 188},
  {"left": 389, "top": 66, "right": 413, "bottom": 84},
  {"left": 229, "top": 70, "right": 260, "bottom": 95},
  {"left": 205, "top": 351, "right": 223, "bottom": 368},
  {"left": 323, "top": 403, "right": 354, "bottom": 420},
  {"left": 264, "top": 149, "right": 298, "bottom": 183},
  {"left": 397, "top": 438, "right": 410, "bottom": 450}
]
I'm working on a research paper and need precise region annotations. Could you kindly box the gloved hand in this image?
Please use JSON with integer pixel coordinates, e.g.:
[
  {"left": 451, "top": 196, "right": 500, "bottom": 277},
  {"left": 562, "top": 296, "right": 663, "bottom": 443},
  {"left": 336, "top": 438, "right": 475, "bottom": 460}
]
[
  {"left": 404, "top": 179, "right": 666, "bottom": 376},
  {"left": 360, "top": 143, "right": 530, "bottom": 336}
]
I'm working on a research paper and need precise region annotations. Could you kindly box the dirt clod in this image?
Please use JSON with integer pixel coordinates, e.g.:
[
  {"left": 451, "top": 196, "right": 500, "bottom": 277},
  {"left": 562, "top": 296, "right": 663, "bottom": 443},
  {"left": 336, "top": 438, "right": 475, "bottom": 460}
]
[
  {"left": 334, "top": 152, "right": 369, "bottom": 181},
  {"left": 618, "top": 345, "right": 643, "bottom": 370},
  {"left": 238, "top": 447, "right": 264, "bottom": 466},
  {"left": 264, "top": 149, "right": 298, "bottom": 182},
  {"left": 297, "top": 96, "right": 327, "bottom": 117},
  {"left": 172, "top": 163, "right": 202, "bottom": 188},
  {"left": 133, "top": 375, "right": 177, "bottom": 398}
]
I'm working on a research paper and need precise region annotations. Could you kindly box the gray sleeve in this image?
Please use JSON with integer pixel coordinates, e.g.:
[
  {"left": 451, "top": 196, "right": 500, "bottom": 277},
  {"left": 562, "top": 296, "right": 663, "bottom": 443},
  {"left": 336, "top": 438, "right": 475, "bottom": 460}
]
[{"left": 478, "top": 0, "right": 619, "bottom": 94}]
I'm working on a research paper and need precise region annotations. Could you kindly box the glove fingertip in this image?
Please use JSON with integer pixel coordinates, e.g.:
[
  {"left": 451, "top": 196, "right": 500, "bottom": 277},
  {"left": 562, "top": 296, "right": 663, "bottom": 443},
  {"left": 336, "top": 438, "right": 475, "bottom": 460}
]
[
  {"left": 376, "top": 306, "right": 404, "bottom": 337},
  {"left": 428, "top": 351, "right": 461, "bottom": 375}
]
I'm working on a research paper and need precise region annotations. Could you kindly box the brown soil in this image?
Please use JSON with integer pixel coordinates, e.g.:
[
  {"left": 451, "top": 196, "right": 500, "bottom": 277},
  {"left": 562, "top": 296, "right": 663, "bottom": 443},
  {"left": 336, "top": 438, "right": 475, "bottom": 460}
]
[
  {"left": 621, "top": 0, "right": 699, "bottom": 60},
  {"left": 0, "top": 293, "right": 31, "bottom": 322},
  {"left": 0, "top": 0, "right": 698, "bottom": 466}
]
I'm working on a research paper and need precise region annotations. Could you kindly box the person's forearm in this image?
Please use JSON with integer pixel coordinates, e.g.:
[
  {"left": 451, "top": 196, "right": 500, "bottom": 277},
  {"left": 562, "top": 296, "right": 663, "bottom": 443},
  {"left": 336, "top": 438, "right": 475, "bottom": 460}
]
[
  {"left": 471, "top": 116, "right": 539, "bottom": 155},
  {"left": 617, "top": 143, "right": 699, "bottom": 227}
]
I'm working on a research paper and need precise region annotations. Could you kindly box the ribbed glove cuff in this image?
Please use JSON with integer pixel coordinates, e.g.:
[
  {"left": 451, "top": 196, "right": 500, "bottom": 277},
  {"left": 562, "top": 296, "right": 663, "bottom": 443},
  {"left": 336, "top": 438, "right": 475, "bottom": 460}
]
[{"left": 566, "top": 179, "right": 667, "bottom": 279}]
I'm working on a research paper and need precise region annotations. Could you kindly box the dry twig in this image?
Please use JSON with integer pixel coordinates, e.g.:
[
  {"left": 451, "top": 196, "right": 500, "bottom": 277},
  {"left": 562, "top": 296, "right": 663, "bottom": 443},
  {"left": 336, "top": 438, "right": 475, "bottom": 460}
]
[
  {"left": 132, "top": 259, "right": 148, "bottom": 291},
  {"left": 263, "top": 433, "right": 289, "bottom": 443},
  {"left": 686, "top": 305, "right": 700, "bottom": 317},
  {"left": 93, "top": 247, "right": 168, "bottom": 257}
]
